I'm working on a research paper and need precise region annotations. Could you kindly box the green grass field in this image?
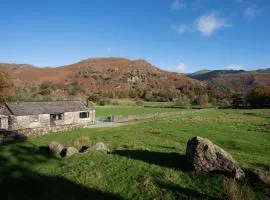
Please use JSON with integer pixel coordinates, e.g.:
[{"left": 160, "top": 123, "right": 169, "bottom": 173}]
[
  {"left": 95, "top": 106, "right": 181, "bottom": 117},
  {"left": 1, "top": 109, "right": 270, "bottom": 199}
]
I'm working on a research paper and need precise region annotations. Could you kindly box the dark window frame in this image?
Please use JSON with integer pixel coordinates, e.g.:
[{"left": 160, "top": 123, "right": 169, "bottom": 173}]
[
  {"left": 79, "top": 111, "right": 89, "bottom": 119},
  {"left": 50, "top": 113, "right": 64, "bottom": 121}
]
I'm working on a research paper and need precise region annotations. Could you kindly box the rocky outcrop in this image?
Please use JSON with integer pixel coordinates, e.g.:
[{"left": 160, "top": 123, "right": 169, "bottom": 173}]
[{"left": 186, "top": 136, "right": 245, "bottom": 180}]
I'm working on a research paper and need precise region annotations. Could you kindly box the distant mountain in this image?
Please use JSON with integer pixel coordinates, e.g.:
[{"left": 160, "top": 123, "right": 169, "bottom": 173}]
[
  {"left": 254, "top": 68, "right": 270, "bottom": 73},
  {"left": 188, "top": 69, "right": 211, "bottom": 77},
  {"left": 188, "top": 69, "right": 270, "bottom": 93}
]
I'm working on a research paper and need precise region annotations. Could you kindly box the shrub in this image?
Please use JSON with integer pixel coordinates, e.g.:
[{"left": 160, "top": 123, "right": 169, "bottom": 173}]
[
  {"left": 135, "top": 100, "right": 144, "bottom": 106},
  {"left": 112, "top": 100, "right": 120, "bottom": 105},
  {"left": 175, "top": 96, "right": 190, "bottom": 107},
  {"left": 149, "top": 128, "right": 161, "bottom": 134},
  {"left": 98, "top": 99, "right": 106, "bottom": 106},
  {"left": 40, "top": 81, "right": 52, "bottom": 90},
  {"left": 88, "top": 94, "right": 101, "bottom": 103}
]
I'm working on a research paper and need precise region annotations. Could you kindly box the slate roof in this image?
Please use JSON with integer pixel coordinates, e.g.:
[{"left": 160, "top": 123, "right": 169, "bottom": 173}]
[
  {"left": 0, "top": 104, "right": 11, "bottom": 116},
  {"left": 4, "top": 101, "right": 91, "bottom": 116}
]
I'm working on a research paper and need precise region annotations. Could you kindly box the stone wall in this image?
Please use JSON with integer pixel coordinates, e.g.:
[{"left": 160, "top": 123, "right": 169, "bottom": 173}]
[
  {"left": 8, "top": 115, "right": 51, "bottom": 130},
  {"left": 63, "top": 111, "right": 95, "bottom": 126},
  {"left": 112, "top": 109, "right": 204, "bottom": 123},
  {"left": 0, "top": 115, "right": 8, "bottom": 130},
  {"left": 0, "top": 122, "right": 95, "bottom": 145}
]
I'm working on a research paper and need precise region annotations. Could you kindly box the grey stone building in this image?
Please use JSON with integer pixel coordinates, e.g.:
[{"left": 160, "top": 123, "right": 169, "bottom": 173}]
[{"left": 0, "top": 101, "right": 95, "bottom": 131}]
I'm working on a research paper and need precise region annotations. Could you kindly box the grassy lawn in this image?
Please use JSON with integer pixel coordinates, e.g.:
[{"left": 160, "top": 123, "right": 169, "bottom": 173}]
[
  {"left": 95, "top": 106, "right": 181, "bottom": 117},
  {"left": 1, "top": 109, "right": 270, "bottom": 199}
]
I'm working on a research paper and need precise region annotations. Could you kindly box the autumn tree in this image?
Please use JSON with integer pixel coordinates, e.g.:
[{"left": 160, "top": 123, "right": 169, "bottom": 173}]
[
  {"left": 0, "top": 67, "right": 13, "bottom": 103},
  {"left": 247, "top": 86, "right": 270, "bottom": 108}
]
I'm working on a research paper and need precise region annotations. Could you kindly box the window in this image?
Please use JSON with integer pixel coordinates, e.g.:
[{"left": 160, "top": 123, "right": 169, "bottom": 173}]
[
  {"left": 50, "top": 113, "right": 64, "bottom": 121},
  {"left": 80, "top": 111, "right": 89, "bottom": 118},
  {"left": 30, "top": 115, "right": 39, "bottom": 122}
]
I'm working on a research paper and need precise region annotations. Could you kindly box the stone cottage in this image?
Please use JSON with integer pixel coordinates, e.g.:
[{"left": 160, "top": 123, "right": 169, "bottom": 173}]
[{"left": 0, "top": 101, "right": 95, "bottom": 135}]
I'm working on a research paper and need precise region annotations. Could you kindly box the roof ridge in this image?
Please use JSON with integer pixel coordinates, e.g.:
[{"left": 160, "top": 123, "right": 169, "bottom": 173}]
[{"left": 6, "top": 100, "right": 85, "bottom": 103}]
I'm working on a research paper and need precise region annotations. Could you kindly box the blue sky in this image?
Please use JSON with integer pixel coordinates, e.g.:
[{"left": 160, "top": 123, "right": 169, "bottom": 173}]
[{"left": 0, "top": 0, "right": 269, "bottom": 73}]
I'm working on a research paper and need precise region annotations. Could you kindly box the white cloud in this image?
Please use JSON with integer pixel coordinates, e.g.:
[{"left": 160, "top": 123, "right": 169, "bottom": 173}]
[
  {"left": 227, "top": 65, "right": 245, "bottom": 70},
  {"left": 195, "top": 12, "right": 231, "bottom": 36},
  {"left": 244, "top": 7, "right": 259, "bottom": 18},
  {"left": 171, "top": 0, "right": 186, "bottom": 10},
  {"left": 171, "top": 12, "right": 231, "bottom": 36},
  {"left": 170, "top": 24, "right": 192, "bottom": 34},
  {"left": 175, "top": 63, "right": 186, "bottom": 73}
]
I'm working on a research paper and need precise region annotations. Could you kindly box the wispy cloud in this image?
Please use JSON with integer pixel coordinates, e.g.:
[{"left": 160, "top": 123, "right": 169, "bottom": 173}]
[
  {"left": 244, "top": 7, "right": 259, "bottom": 18},
  {"left": 171, "top": 63, "right": 186, "bottom": 73},
  {"left": 104, "top": 47, "right": 113, "bottom": 53},
  {"left": 171, "top": 12, "right": 231, "bottom": 36},
  {"left": 171, "top": 0, "right": 186, "bottom": 10},
  {"left": 170, "top": 24, "right": 192, "bottom": 34},
  {"left": 227, "top": 65, "right": 245, "bottom": 70},
  {"left": 195, "top": 12, "right": 231, "bottom": 36}
]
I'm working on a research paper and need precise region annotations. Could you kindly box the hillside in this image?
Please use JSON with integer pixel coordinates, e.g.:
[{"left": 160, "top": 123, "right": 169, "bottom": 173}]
[
  {"left": 188, "top": 69, "right": 270, "bottom": 93},
  {"left": 0, "top": 58, "right": 203, "bottom": 100}
]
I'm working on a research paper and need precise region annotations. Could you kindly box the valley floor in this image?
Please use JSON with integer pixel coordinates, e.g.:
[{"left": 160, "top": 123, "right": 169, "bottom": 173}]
[{"left": 0, "top": 108, "right": 270, "bottom": 200}]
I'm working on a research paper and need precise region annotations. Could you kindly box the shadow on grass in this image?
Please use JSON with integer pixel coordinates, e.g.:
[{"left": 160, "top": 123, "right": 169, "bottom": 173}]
[
  {"left": 111, "top": 149, "right": 190, "bottom": 172},
  {"left": 254, "top": 163, "right": 270, "bottom": 172},
  {"left": 0, "top": 138, "right": 123, "bottom": 200},
  {"left": 155, "top": 145, "right": 179, "bottom": 150},
  {"left": 156, "top": 181, "right": 221, "bottom": 200},
  {"left": 244, "top": 170, "right": 270, "bottom": 197}
]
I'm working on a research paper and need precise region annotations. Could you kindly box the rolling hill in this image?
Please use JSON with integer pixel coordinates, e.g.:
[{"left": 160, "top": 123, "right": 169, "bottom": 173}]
[
  {"left": 1, "top": 58, "right": 269, "bottom": 100},
  {"left": 0, "top": 58, "right": 203, "bottom": 100},
  {"left": 188, "top": 69, "right": 270, "bottom": 93}
]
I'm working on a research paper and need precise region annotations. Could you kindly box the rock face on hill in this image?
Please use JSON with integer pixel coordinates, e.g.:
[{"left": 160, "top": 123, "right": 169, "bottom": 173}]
[{"left": 186, "top": 136, "right": 245, "bottom": 180}]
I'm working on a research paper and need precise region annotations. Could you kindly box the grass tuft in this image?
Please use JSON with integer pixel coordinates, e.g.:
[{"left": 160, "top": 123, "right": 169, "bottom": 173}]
[
  {"left": 223, "top": 178, "right": 255, "bottom": 200},
  {"left": 149, "top": 128, "right": 161, "bottom": 134}
]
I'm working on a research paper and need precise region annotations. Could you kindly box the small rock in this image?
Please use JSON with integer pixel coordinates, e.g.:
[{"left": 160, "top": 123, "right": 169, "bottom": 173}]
[
  {"left": 49, "top": 141, "right": 64, "bottom": 154},
  {"left": 64, "top": 147, "right": 79, "bottom": 157},
  {"left": 89, "top": 142, "right": 109, "bottom": 152},
  {"left": 186, "top": 136, "right": 245, "bottom": 180}
]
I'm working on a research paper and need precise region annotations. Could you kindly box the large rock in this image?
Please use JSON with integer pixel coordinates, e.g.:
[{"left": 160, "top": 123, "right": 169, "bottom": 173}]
[
  {"left": 89, "top": 142, "right": 109, "bottom": 152},
  {"left": 49, "top": 141, "right": 64, "bottom": 154},
  {"left": 186, "top": 136, "right": 245, "bottom": 180},
  {"left": 61, "top": 147, "right": 79, "bottom": 157}
]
